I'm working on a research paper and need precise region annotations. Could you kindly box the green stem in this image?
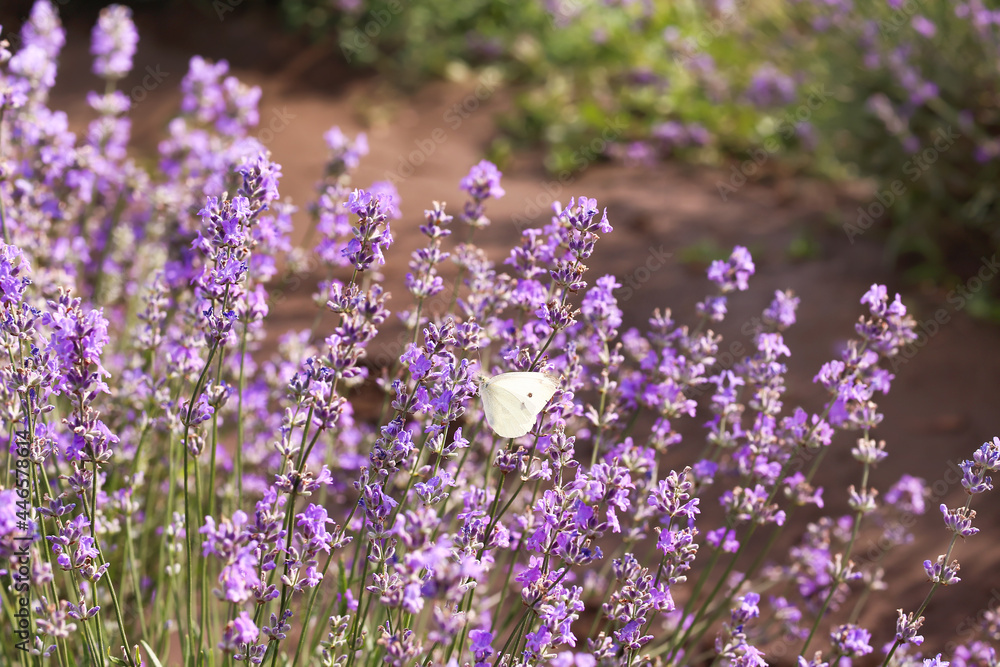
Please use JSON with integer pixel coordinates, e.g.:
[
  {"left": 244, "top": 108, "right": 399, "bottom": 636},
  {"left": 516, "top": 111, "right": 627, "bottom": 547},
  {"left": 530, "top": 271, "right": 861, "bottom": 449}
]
[
  {"left": 124, "top": 515, "right": 149, "bottom": 642},
  {"left": 800, "top": 455, "right": 871, "bottom": 656},
  {"left": 236, "top": 324, "right": 249, "bottom": 510},
  {"left": 0, "top": 107, "right": 9, "bottom": 243},
  {"left": 266, "top": 490, "right": 300, "bottom": 667},
  {"left": 181, "top": 344, "right": 220, "bottom": 662}
]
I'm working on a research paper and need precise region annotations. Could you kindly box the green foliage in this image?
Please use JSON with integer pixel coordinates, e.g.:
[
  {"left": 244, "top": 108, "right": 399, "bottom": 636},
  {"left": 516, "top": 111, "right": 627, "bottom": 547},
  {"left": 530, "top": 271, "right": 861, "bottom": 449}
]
[
  {"left": 759, "top": 0, "right": 1000, "bottom": 312},
  {"left": 277, "top": 0, "right": 1000, "bottom": 308},
  {"left": 279, "top": 1, "right": 800, "bottom": 162},
  {"left": 282, "top": 0, "right": 553, "bottom": 79}
]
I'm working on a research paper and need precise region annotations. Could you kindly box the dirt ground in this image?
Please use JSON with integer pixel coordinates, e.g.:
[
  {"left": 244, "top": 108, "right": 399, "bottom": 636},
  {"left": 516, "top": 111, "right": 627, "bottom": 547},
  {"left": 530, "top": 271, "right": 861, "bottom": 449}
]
[{"left": 19, "top": 3, "right": 1000, "bottom": 659}]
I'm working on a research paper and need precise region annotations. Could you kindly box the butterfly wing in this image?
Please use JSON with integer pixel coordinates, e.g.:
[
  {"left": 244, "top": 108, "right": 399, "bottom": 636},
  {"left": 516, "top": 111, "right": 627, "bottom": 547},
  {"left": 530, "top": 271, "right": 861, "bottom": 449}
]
[{"left": 481, "top": 372, "right": 559, "bottom": 438}]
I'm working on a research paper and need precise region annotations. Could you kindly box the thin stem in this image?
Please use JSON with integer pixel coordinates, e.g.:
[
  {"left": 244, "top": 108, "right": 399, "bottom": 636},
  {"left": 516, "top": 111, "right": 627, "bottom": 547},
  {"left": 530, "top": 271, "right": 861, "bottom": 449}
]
[
  {"left": 0, "top": 106, "right": 8, "bottom": 244},
  {"left": 801, "top": 455, "right": 871, "bottom": 656},
  {"left": 236, "top": 324, "right": 249, "bottom": 510},
  {"left": 181, "top": 344, "right": 220, "bottom": 661},
  {"left": 124, "top": 515, "right": 149, "bottom": 641}
]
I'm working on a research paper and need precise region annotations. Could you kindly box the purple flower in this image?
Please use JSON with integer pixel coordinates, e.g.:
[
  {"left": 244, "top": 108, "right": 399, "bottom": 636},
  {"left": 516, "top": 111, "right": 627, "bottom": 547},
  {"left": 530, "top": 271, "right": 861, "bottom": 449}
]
[
  {"left": 973, "top": 437, "right": 1000, "bottom": 470},
  {"left": 233, "top": 611, "right": 259, "bottom": 643},
  {"left": 22, "top": 0, "right": 65, "bottom": 59},
  {"left": 34, "top": 600, "right": 78, "bottom": 640},
  {"left": 652, "top": 121, "right": 688, "bottom": 149},
  {"left": 238, "top": 152, "right": 283, "bottom": 206},
  {"left": 831, "top": 624, "right": 873, "bottom": 657},
  {"left": 923, "top": 554, "right": 961, "bottom": 585},
  {"left": 201, "top": 510, "right": 264, "bottom": 603},
  {"left": 323, "top": 126, "right": 368, "bottom": 173},
  {"left": 0, "top": 490, "right": 19, "bottom": 537},
  {"left": 721, "top": 483, "right": 785, "bottom": 526},
  {"left": 368, "top": 180, "right": 401, "bottom": 219},
  {"left": 851, "top": 436, "right": 888, "bottom": 465},
  {"left": 9, "top": 44, "right": 57, "bottom": 92},
  {"left": 180, "top": 56, "right": 227, "bottom": 117},
  {"left": 708, "top": 246, "right": 755, "bottom": 292},
  {"left": 47, "top": 515, "right": 108, "bottom": 582},
  {"left": 42, "top": 294, "right": 111, "bottom": 398},
  {"left": 460, "top": 160, "right": 505, "bottom": 200},
  {"left": 218, "top": 611, "right": 259, "bottom": 653},
  {"left": 460, "top": 160, "right": 505, "bottom": 228},
  {"left": 958, "top": 459, "right": 993, "bottom": 495},
  {"left": 343, "top": 188, "right": 394, "bottom": 270},
  {"left": 613, "top": 620, "right": 652, "bottom": 650},
  {"left": 0, "top": 27, "right": 10, "bottom": 65},
  {"left": 687, "top": 123, "right": 711, "bottom": 146},
  {"left": 692, "top": 459, "right": 718, "bottom": 484},
  {"left": 783, "top": 472, "right": 825, "bottom": 508},
  {"left": 884, "top": 474, "right": 928, "bottom": 514},
  {"left": 940, "top": 504, "right": 979, "bottom": 537},
  {"left": 469, "top": 628, "right": 494, "bottom": 665},
  {"left": 647, "top": 467, "right": 699, "bottom": 523},
  {"left": 696, "top": 295, "right": 728, "bottom": 322},
  {"left": 656, "top": 527, "right": 698, "bottom": 584},
  {"left": 581, "top": 275, "right": 623, "bottom": 340},
  {"left": 895, "top": 609, "right": 925, "bottom": 646},
  {"left": 744, "top": 63, "right": 797, "bottom": 108},
  {"left": 763, "top": 289, "right": 800, "bottom": 328},
  {"left": 90, "top": 5, "right": 138, "bottom": 80},
  {"left": 0, "top": 241, "right": 31, "bottom": 306},
  {"left": 87, "top": 90, "right": 131, "bottom": 117},
  {"left": 706, "top": 527, "right": 739, "bottom": 552},
  {"left": 616, "top": 141, "right": 658, "bottom": 167},
  {"left": 732, "top": 592, "right": 760, "bottom": 627},
  {"left": 296, "top": 503, "right": 334, "bottom": 552},
  {"left": 912, "top": 15, "right": 937, "bottom": 37},
  {"left": 179, "top": 56, "right": 261, "bottom": 136}
]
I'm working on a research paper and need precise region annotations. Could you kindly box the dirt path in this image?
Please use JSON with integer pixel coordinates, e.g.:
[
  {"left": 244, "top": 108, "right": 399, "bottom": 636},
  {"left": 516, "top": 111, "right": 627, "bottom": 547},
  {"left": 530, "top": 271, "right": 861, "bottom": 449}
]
[{"left": 37, "top": 5, "right": 1000, "bottom": 657}]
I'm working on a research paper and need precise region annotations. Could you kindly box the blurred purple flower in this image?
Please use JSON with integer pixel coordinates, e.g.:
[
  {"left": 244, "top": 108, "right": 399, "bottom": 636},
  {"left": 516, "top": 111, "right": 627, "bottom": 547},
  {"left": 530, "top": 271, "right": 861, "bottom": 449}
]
[
  {"left": 744, "top": 63, "right": 797, "bottom": 108},
  {"left": 912, "top": 15, "right": 937, "bottom": 37},
  {"left": 91, "top": 5, "right": 138, "bottom": 80}
]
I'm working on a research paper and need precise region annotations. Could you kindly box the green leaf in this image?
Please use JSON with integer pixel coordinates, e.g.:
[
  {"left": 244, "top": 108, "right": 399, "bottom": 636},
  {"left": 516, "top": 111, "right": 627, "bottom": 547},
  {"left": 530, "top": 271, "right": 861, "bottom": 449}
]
[{"left": 140, "top": 641, "right": 165, "bottom": 667}]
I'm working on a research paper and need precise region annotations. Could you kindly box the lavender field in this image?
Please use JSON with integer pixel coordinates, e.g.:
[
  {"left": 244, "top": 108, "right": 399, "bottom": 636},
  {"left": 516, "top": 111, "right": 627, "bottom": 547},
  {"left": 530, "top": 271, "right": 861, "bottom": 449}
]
[{"left": 1, "top": 2, "right": 1000, "bottom": 666}]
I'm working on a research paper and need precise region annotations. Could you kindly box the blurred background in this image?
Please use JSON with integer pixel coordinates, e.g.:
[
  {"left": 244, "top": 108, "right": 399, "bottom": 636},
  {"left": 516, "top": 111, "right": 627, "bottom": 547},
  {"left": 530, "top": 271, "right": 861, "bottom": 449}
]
[{"left": 5, "top": 0, "right": 998, "bottom": 310}]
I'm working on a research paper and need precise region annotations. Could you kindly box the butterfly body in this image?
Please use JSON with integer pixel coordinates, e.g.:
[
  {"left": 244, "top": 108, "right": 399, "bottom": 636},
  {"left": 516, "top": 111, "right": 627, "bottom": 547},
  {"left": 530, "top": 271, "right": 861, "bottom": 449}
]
[{"left": 478, "top": 372, "right": 559, "bottom": 438}]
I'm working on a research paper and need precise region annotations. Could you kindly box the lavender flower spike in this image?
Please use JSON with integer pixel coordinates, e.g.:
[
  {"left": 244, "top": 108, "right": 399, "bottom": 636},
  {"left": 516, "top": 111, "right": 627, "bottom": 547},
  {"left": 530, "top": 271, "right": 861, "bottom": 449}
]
[{"left": 91, "top": 5, "right": 138, "bottom": 80}]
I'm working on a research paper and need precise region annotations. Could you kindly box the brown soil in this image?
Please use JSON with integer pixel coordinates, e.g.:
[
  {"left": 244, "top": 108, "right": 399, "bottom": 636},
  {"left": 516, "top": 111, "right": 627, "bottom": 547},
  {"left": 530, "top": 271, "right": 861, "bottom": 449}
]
[{"left": 20, "top": 3, "right": 1000, "bottom": 660}]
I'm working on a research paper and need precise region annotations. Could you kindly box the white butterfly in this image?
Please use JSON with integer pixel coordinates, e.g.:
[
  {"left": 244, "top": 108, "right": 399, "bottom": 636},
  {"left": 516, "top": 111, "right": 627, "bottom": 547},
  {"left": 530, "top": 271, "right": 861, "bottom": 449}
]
[{"left": 478, "top": 372, "right": 559, "bottom": 438}]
